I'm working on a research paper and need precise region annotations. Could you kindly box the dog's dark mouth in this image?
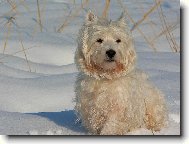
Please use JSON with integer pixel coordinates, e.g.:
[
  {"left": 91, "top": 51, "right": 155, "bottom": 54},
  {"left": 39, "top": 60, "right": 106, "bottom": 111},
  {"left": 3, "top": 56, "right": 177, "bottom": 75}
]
[{"left": 105, "top": 59, "right": 115, "bottom": 62}]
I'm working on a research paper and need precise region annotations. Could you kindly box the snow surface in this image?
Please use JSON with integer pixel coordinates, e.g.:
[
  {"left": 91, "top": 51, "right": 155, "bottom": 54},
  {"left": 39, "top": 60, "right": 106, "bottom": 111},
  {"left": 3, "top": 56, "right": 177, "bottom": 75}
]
[{"left": 0, "top": 0, "right": 180, "bottom": 135}]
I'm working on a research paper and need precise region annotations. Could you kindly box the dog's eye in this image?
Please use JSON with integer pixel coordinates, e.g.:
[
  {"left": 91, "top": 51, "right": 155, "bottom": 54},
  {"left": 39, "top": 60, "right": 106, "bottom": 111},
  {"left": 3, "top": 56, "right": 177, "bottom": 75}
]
[
  {"left": 96, "top": 38, "right": 103, "bottom": 43},
  {"left": 116, "top": 39, "right": 121, "bottom": 43}
]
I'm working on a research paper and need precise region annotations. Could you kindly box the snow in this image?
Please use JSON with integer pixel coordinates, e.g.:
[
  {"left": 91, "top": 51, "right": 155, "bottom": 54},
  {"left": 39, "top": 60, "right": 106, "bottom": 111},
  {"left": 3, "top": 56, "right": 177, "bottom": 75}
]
[
  {"left": 0, "top": 110, "right": 85, "bottom": 135},
  {"left": 0, "top": 0, "right": 180, "bottom": 135}
]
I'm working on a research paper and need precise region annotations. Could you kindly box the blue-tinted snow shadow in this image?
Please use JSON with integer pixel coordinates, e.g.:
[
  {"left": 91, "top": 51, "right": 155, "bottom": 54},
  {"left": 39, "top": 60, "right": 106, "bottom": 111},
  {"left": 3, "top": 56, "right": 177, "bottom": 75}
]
[{"left": 30, "top": 110, "right": 86, "bottom": 133}]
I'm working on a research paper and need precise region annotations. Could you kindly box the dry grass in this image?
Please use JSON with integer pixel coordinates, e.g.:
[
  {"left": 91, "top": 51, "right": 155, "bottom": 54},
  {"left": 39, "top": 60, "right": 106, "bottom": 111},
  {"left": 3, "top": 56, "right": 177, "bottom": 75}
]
[
  {"left": 102, "top": 0, "right": 110, "bottom": 19},
  {"left": 117, "top": 0, "right": 157, "bottom": 51},
  {"left": 0, "top": 0, "right": 32, "bottom": 72},
  {"left": 137, "top": 1, "right": 157, "bottom": 42},
  {"left": 6, "top": 0, "right": 18, "bottom": 14},
  {"left": 19, "top": 0, "right": 31, "bottom": 12},
  {"left": 0, "top": 0, "right": 180, "bottom": 71},
  {"left": 57, "top": 0, "right": 89, "bottom": 33},
  {"left": 3, "top": 20, "right": 12, "bottom": 54},
  {"left": 131, "top": 0, "right": 161, "bottom": 31},
  {"left": 31, "top": 0, "right": 47, "bottom": 37},
  {"left": 0, "top": 46, "right": 37, "bottom": 61},
  {"left": 117, "top": 0, "right": 179, "bottom": 52},
  {"left": 18, "top": 32, "right": 32, "bottom": 72},
  {"left": 155, "top": 0, "right": 180, "bottom": 52},
  {"left": 151, "top": 19, "right": 179, "bottom": 44},
  {"left": 37, "top": 0, "right": 42, "bottom": 32}
]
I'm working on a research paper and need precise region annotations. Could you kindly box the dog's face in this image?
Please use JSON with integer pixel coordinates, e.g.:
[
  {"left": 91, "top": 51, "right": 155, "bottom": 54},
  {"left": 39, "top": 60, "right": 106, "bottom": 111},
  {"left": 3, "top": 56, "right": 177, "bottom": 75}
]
[{"left": 75, "top": 12, "right": 136, "bottom": 79}]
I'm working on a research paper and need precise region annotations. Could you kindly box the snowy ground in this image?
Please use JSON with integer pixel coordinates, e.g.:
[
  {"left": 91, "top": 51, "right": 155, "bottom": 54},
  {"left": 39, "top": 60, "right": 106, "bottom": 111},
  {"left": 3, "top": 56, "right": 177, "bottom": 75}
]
[{"left": 0, "top": 0, "right": 180, "bottom": 135}]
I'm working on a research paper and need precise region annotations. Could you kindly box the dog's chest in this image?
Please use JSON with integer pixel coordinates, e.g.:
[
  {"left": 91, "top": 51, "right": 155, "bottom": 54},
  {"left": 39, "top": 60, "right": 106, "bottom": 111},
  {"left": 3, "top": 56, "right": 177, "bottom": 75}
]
[{"left": 83, "top": 77, "right": 134, "bottom": 108}]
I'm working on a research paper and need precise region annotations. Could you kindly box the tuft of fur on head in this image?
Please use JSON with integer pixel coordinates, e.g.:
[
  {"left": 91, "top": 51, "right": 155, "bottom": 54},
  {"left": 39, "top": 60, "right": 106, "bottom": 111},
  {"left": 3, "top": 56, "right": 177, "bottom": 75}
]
[{"left": 75, "top": 11, "right": 136, "bottom": 79}]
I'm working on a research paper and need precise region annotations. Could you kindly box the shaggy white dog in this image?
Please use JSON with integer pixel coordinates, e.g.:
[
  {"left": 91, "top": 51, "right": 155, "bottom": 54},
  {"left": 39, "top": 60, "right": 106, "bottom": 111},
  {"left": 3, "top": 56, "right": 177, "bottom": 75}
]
[{"left": 74, "top": 11, "right": 168, "bottom": 135}]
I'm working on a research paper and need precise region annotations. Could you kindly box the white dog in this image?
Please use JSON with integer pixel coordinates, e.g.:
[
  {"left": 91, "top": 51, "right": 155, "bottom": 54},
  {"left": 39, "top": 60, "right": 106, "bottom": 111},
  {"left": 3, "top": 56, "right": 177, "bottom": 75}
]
[{"left": 74, "top": 11, "right": 168, "bottom": 135}]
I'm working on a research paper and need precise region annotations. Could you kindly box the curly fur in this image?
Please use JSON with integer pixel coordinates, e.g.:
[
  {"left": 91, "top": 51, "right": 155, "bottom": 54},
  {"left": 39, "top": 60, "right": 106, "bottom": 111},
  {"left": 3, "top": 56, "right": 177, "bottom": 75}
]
[{"left": 74, "top": 11, "right": 168, "bottom": 135}]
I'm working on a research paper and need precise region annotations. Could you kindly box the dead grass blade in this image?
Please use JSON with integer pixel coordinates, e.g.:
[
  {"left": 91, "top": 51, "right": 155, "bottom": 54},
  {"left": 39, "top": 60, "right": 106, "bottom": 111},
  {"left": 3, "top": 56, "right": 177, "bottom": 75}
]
[
  {"left": 155, "top": 0, "right": 179, "bottom": 52},
  {"left": 137, "top": 1, "right": 158, "bottom": 41},
  {"left": 102, "top": 0, "right": 110, "bottom": 19},
  {"left": 131, "top": 0, "right": 161, "bottom": 31},
  {"left": 19, "top": 0, "right": 30, "bottom": 12},
  {"left": 0, "top": 46, "right": 37, "bottom": 61},
  {"left": 31, "top": 0, "right": 46, "bottom": 36},
  {"left": 2, "top": 0, "right": 30, "bottom": 19},
  {"left": 117, "top": 0, "right": 157, "bottom": 51},
  {"left": 18, "top": 32, "right": 32, "bottom": 72},
  {"left": 57, "top": 0, "right": 89, "bottom": 33},
  {"left": 37, "top": 0, "right": 43, "bottom": 32},
  {"left": 3, "top": 21, "right": 12, "bottom": 54},
  {"left": 6, "top": 0, "right": 18, "bottom": 14},
  {"left": 151, "top": 20, "right": 179, "bottom": 43}
]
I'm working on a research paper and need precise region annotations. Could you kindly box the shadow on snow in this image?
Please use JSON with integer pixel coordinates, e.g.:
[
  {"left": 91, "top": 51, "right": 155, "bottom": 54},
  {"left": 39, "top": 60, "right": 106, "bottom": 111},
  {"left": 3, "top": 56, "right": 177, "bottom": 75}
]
[{"left": 29, "top": 110, "right": 86, "bottom": 133}]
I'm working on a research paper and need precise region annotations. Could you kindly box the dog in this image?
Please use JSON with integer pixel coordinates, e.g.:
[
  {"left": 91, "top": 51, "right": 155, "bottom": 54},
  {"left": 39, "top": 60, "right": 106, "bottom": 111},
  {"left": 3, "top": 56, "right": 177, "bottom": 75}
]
[{"left": 74, "top": 11, "right": 168, "bottom": 135}]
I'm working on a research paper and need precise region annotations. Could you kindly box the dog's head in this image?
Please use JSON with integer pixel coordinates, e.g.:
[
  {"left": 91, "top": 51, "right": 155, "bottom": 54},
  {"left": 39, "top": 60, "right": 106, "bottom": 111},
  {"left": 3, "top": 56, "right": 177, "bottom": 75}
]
[{"left": 75, "top": 11, "right": 136, "bottom": 79}]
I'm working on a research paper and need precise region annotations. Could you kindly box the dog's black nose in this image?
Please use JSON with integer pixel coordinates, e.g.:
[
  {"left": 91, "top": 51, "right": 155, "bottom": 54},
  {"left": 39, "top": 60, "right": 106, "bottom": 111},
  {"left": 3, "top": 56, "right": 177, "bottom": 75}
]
[{"left": 106, "top": 49, "right": 116, "bottom": 59}]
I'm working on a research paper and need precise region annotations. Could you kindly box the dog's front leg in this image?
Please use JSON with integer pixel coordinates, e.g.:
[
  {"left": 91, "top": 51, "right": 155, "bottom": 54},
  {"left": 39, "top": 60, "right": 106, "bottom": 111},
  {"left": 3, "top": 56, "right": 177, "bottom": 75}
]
[
  {"left": 143, "top": 91, "right": 168, "bottom": 132},
  {"left": 100, "top": 114, "right": 125, "bottom": 135}
]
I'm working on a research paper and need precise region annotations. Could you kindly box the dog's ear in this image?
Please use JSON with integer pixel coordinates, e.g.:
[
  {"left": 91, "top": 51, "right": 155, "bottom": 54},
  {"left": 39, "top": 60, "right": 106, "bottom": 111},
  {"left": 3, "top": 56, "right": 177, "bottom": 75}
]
[
  {"left": 85, "top": 11, "right": 98, "bottom": 25},
  {"left": 117, "top": 12, "right": 127, "bottom": 28}
]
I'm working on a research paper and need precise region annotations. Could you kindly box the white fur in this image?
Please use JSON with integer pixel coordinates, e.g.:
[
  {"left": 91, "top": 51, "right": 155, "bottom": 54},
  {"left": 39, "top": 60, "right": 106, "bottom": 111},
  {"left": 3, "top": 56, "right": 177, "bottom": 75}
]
[{"left": 74, "top": 11, "right": 168, "bottom": 135}]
